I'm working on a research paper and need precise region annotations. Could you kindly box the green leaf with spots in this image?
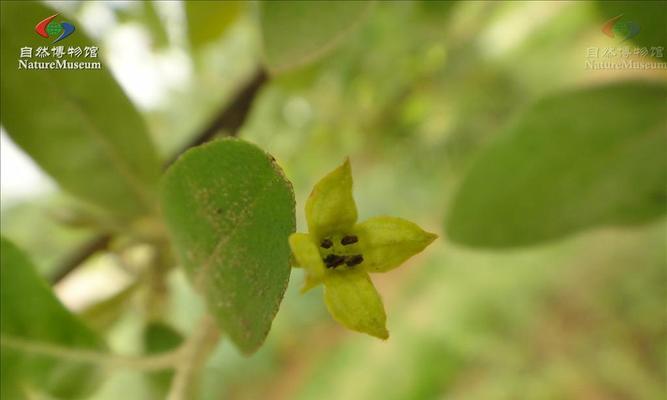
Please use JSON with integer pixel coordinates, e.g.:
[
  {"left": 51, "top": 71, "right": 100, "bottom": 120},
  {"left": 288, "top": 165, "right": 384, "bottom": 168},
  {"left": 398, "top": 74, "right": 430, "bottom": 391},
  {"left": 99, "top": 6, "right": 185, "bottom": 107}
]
[
  {"left": 446, "top": 80, "right": 667, "bottom": 248},
  {"left": 160, "top": 138, "right": 295, "bottom": 354},
  {"left": 0, "top": 1, "right": 161, "bottom": 220},
  {"left": 259, "top": 0, "right": 373, "bottom": 73},
  {"left": 1, "top": 237, "right": 106, "bottom": 399}
]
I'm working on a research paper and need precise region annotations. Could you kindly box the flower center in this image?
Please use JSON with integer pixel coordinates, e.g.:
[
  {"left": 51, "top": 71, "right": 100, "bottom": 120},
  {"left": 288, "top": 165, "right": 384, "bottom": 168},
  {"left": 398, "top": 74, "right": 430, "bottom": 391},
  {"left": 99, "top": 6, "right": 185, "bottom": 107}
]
[{"left": 319, "top": 234, "right": 363, "bottom": 269}]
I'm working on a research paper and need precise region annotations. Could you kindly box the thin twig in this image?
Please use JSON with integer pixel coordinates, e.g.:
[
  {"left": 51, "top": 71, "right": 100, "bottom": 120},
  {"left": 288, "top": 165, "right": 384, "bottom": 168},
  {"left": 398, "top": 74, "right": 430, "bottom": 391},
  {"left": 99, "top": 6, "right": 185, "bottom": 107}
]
[
  {"left": 49, "top": 233, "right": 112, "bottom": 284},
  {"left": 49, "top": 67, "right": 270, "bottom": 284},
  {"left": 164, "top": 67, "right": 269, "bottom": 168},
  {"left": 0, "top": 334, "right": 182, "bottom": 372},
  {"left": 167, "top": 315, "right": 221, "bottom": 400}
]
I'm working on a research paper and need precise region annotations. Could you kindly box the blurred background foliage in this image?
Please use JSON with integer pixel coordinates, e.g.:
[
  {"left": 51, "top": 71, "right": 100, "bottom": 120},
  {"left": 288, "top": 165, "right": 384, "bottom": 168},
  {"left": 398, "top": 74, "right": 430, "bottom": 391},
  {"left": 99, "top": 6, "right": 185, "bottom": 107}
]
[{"left": 1, "top": 1, "right": 665, "bottom": 399}]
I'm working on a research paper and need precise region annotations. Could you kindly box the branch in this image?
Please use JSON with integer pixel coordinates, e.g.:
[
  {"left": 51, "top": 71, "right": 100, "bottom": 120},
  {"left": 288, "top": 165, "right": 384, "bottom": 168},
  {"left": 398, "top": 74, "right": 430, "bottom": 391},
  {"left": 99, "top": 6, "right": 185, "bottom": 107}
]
[
  {"left": 50, "top": 67, "right": 270, "bottom": 284},
  {"left": 2, "top": 318, "right": 220, "bottom": 376},
  {"left": 167, "top": 316, "right": 220, "bottom": 400},
  {"left": 49, "top": 233, "right": 112, "bottom": 284},
  {"left": 164, "top": 67, "right": 269, "bottom": 168},
  {"left": 0, "top": 334, "right": 182, "bottom": 372}
]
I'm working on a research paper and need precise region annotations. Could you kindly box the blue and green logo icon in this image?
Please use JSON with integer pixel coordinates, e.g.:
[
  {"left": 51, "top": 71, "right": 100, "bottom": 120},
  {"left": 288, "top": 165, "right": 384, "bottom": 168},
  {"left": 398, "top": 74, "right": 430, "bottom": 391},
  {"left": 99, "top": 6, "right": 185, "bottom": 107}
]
[
  {"left": 601, "top": 14, "right": 640, "bottom": 42},
  {"left": 35, "top": 14, "right": 75, "bottom": 43}
]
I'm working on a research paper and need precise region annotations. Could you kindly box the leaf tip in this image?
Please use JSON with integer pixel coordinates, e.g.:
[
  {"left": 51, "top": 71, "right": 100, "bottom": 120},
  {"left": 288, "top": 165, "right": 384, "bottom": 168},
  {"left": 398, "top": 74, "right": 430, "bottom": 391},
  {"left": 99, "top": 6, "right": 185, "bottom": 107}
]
[
  {"left": 374, "top": 327, "right": 390, "bottom": 340},
  {"left": 424, "top": 230, "right": 439, "bottom": 245}
]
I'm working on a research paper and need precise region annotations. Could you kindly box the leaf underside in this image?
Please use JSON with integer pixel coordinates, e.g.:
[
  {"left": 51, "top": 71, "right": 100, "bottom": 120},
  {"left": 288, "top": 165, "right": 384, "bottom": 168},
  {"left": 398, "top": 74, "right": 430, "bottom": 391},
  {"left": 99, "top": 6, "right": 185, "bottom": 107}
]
[
  {"left": 1, "top": 237, "right": 106, "bottom": 399},
  {"left": 259, "top": 0, "right": 372, "bottom": 73},
  {"left": 0, "top": 1, "right": 161, "bottom": 219},
  {"left": 446, "top": 80, "right": 667, "bottom": 248}
]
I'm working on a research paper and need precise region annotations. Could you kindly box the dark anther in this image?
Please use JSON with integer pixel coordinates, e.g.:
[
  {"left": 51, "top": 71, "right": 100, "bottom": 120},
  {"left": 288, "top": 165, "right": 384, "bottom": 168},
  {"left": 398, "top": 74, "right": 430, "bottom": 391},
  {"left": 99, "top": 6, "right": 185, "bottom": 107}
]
[
  {"left": 345, "top": 255, "right": 364, "bottom": 267},
  {"left": 341, "top": 235, "right": 358, "bottom": 245},
  {"left": 320, "top": 238, "right": 333, "bottom": 249},
  {"left": 324, "top": 254, "right": 345, "bottom": 268}
]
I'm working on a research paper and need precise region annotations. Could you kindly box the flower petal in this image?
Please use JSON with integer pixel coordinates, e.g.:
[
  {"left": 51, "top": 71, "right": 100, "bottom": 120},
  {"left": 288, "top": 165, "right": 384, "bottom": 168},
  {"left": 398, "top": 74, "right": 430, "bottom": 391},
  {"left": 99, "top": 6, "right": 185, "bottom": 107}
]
[
  {"left": 288, "top": 233, "right": 325, "bottom": 292},
  {"left": 353, "top": 216, "right": 437, "bottom": 273},
  {"left": 323, "top": 268, "right": 388, "bottom": 339},
  {"left": 305, "top": 159, "right": 358, "bottom": 239}
]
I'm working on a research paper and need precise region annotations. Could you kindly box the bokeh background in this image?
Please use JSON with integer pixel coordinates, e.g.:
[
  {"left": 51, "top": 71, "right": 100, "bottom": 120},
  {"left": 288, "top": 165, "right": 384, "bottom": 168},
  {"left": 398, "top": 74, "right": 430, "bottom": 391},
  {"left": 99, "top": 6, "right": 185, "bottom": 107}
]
[{"left": 1, "top": 1, "right": 665, "bottom": 399}]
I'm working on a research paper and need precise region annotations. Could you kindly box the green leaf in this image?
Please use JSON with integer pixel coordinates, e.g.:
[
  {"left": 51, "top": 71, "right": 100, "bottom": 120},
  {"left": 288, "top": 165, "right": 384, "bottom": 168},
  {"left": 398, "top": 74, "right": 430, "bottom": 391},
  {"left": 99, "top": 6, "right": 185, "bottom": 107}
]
[
  {"left": 143, "top": 322, "right": 183, "bottom": 398},
  {"left": 1, "top": 237, "right": 106, "bottom": 399},
  {"left": 161, "top": 139, "right": 295, "bottom": 354},
  {"left": 445, "top": 81, "right": 667, "bottom": 248},
  {"left": 114, "top": 1, "right": 169, "bottom": 50},
  {"left": 185, "top": 0, "right": 243, "bottom": 50},
  {"left": 596, "top": 0, "right": 667, "bottom": 52},
  {"left": 0, "top": 1, "right": 161, "bottom": 220},
  {"left": 259, "top": 0, "right": 373, "bottom": 73},
  {"left": 141, "top": 0, "right": 170, "bottom": 50}
]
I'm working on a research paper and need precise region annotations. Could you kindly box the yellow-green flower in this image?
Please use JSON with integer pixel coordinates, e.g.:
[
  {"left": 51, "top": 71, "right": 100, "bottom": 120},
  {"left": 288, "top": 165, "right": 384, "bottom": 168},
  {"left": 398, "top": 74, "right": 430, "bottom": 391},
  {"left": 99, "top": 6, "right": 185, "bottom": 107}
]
[{"left": 289, "top": 159, "right": 437, "bottom": 339}]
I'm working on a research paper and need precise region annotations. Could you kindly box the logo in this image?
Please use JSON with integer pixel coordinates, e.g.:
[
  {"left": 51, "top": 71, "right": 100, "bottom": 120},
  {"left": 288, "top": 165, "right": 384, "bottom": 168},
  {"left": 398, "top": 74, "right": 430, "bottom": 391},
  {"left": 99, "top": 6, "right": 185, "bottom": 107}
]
[
  {"left": 35, "top": 14, "right": 75, "bottom": 43},
  {"left": 17, "top": 13, "right": 100, "bottom": 70},
  {"left": 601, "top": 14, "right": 640, "bottom": 42}
]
